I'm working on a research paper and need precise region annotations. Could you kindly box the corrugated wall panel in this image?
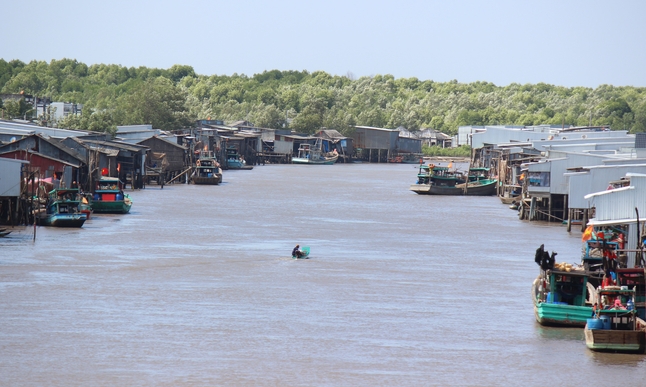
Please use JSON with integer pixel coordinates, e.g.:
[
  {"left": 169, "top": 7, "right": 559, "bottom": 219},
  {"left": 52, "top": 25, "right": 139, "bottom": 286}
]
[
  {"left": 592, "top": 190, "right": 635, "bottom": 220},
  {"left": 568, "top": 173, "right": 592, "bottom": 209}
]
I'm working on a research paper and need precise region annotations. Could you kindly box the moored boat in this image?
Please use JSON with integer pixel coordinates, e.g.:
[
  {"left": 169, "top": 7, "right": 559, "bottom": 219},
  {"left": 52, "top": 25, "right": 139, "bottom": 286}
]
[
  {"left": 410, "top": 163, "right": 496, "bottom": 196},
  {"left": 225, "top": 147, "right": 253, "bottom": 170},
  {"left": 90, "top": 177, "right": 132, "bottom": 214},
  {"left": 532, "top": 244, "right": 600, "bottom": 327},
  {"left": 292, "top": 140, "right": 338, "bottom": 165},
  {"left": 584, "top": 276, "right": 646, "bottom": 353},
  {"left": 37, "top": 188, "right": 87, "bottom": 227},
  {"left": 192, "top": 155, "right": 223, "bottom": 185}
]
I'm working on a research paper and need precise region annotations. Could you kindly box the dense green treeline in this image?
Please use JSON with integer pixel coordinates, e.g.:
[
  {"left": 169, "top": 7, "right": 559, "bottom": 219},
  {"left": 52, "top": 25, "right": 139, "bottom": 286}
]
[{"left": 2, "top": 58, "right": 646, "bottom": 136}]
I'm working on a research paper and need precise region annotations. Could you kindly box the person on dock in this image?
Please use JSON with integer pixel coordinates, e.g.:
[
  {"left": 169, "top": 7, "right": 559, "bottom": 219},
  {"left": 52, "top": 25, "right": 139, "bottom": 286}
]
[{"left": 292, "top": 244, "right": 303, "bottom": 258}]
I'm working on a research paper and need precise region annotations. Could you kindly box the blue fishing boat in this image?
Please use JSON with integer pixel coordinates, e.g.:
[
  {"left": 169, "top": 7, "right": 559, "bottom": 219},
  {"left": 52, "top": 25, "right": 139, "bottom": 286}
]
[
  {"left": 37, "top": 188, "right": 87, "bottom": 227},
  {"left": 225, "top": 147, "right": 253, "bottom": 170}
]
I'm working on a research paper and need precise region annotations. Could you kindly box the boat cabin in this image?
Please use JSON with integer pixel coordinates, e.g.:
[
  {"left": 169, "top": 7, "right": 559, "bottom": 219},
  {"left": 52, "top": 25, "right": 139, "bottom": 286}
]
[
  {"left": 544, "top": 270, "right": 590, "bottom": 306},
  {"left": 93, "top": 177, "right": 125, "bottom": 201},
  {"left": 618, "top": 269, "right": 646, "bottom": 320},
  {"left": 468, "top": 167, "right": 490, "bottom": 181},
  {"left": 47, "top": 189, "right": 82, "bottom": 214},
  {"left": 595, "top": 287, "right": 639, "bottom": 331}
]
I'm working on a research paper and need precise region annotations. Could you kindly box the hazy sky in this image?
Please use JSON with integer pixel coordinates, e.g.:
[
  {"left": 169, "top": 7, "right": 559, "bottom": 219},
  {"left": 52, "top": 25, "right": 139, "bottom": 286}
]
[{"left": 3, "top": 0, "right": 645, "bottom": 88}]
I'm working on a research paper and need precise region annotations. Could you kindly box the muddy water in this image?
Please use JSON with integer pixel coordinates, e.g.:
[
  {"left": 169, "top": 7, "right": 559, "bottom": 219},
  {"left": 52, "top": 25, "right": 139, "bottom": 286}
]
[{"left": 1, "top": 163, "right": 644, "bottom": 386}]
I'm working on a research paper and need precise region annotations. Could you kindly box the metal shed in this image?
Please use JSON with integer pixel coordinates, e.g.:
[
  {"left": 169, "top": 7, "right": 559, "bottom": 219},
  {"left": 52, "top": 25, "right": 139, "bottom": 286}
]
[
  {"left": 585, "top": 173, "right": 646, "bottom": 267},
  {"left": 353, "top": 126, "right": 400, "bottom": 162}
]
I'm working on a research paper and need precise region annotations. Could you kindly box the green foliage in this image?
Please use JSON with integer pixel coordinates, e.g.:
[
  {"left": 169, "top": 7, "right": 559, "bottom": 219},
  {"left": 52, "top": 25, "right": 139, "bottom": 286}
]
[
  {"left": 2, "top": 98, "right": 34, "bottom": 119},
  {"left": 422, "top": 145, "right": 471, "bottom": 157},
  {"left": 116, "top": 77, "right": 191, "bottom": 131},
  {"left": 1, "top": 59, "right": 646, "bottom": 134}
]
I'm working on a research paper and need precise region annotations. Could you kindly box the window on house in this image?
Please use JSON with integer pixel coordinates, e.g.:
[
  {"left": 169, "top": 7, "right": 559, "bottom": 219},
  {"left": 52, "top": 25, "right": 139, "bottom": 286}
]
[{"left": 529, "top": 172, "right": 550, "bottom": 187}]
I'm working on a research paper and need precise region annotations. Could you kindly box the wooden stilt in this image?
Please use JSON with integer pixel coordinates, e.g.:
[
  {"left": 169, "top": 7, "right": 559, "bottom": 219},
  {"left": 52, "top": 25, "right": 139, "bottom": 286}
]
[{"left": 567, "top": 209, "right": 572, "bottom": 232}]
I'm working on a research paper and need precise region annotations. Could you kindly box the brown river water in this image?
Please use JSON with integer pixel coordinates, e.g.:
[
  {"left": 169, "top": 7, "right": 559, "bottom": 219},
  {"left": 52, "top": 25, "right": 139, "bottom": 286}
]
[{"left": 1, "top": 163, "right": 645, "bottom": 386}]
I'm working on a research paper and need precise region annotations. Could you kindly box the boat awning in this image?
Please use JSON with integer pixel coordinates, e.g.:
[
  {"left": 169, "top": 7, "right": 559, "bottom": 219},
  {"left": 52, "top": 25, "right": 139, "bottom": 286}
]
[{"left": 587, "top": 218, "right": 640, "bottom": 226}]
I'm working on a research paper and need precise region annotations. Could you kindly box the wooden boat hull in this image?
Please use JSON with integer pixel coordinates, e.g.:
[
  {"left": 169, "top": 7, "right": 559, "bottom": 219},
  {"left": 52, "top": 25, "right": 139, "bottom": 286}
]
[
  {"left": 410, "top": 180, "right": 498, "bottom": 196},
  {"left": 292, "top": 155, "right": 338, "bottom": 165},
  {"left": 534, "top": 302, "right": 592, "bottom": 327},
  {"left": 409, "top": 184, "right": 462, "bottom": 195},
  {"left": 91, "top": 197, "right": 132, "bottom": 214},
  {"left": 38, "top": 213, "right": 87, "bottom": 228},
  {"left": 226, "top": 160, "right": 253, "bottom": 170},
  {"left": 455, "top": 180, "right": 497, "bottom": 196},
  {"left": 499, "top": 195, "right": 519, "bottom": 204},
  {"left": 193, "top": 175, "right": 222, "bottom": 185},
  {"left": 584, "top": 327, "right": 646, "bottom": 353}
]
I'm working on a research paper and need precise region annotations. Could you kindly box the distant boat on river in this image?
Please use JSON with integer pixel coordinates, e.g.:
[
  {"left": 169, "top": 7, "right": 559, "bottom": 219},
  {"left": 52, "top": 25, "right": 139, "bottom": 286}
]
[
  {"left": 410, "top": 164, "right": 497, "bottom": 196},
  {"left": 225, "top": 147, "right": 253, "bottom": 170},
  {"left": 292, "top": 140, "right": 338, "bottom": 165}
]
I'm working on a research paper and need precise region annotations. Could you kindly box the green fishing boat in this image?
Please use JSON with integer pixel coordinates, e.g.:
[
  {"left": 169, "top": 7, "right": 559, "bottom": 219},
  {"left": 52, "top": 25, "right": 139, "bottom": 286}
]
[
  {"left": 90, "top": 176, "right": 132, "bottom": 214},
  {"left": 37, "top": 188, "right": 87, "bottom": 227},
  {"left": 532, "top": 244, "right": 599, "bottom": 327}
]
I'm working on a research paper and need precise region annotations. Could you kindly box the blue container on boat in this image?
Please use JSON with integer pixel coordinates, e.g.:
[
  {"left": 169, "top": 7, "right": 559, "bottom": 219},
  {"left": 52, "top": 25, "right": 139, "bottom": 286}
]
[
  {"left": 599, "top": 315, "right": 611, "bottom": 329},
  {"left": 116, "top": 193, "right": 123, "bottom": 201},
  {"left": 587, "top": 318, "right": 604, "bottom": 330}
]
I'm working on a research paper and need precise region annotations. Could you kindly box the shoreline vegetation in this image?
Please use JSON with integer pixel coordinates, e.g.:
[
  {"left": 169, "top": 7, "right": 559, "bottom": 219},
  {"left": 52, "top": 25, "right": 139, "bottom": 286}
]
[{"left": 1, "top": 59, "right": 645, "bottom": 138}]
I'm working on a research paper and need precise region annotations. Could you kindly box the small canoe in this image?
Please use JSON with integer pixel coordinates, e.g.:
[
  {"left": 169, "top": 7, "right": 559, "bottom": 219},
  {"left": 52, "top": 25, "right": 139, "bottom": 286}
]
[{"left": 292, "top": 246, "right": 310, "bottom": 259}]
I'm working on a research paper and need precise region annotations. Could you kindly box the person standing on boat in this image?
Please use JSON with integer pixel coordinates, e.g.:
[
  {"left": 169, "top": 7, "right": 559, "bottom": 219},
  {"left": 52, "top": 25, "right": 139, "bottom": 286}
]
[{"left": 292, "top": 244, "right": 303, "bottom": 258}]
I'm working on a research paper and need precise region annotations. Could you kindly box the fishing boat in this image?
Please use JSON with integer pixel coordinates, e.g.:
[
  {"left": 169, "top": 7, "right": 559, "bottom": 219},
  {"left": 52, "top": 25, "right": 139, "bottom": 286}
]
[
  {"left": 90, "top": 177, "right": 133, "bottom": 214},
  {"left": 292, "top": 140, "right": 338, "bottom": 165},
  {"left": 584, "top": 271, "right": 646, "bottom": 353},
  {"left": 532, "top": 244, "right": 600, "bottom": 327},
  {"left": 499, "top": 184, "right": 521, "bottom": 204},
  {"left": 37, "top": 188, "right": 87, "bottom": 227},
  {"left": 192, "top": 154, "right": 223, "bottom": 185},
  {"left": 410, "top": 164, "right": 496, "bottom": 195},
  {"left": 224, "top": 147, "right": 253, "bottom": 170}
]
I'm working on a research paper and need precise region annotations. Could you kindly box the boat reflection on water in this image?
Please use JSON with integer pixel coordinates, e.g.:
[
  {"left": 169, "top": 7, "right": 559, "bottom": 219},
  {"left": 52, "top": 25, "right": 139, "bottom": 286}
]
[
  {"left": 535, "top": 325, "right": 584, "bottom": 342},
  {"left": 586, "top": 351, "right": 646, "bottom": 367}
]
